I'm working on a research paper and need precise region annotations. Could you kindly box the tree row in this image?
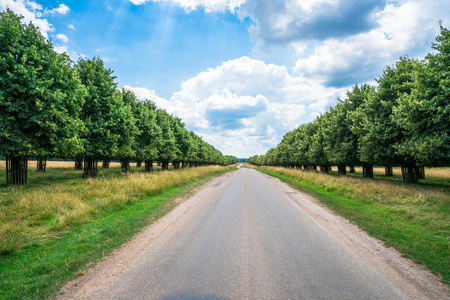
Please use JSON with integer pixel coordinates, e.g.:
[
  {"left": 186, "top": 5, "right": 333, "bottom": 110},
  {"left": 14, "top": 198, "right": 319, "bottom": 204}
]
[
  {"left": 0, "top": 9, "right": 239, "bottom": 186},
  {"left": 248, "top": 25, "right": 449, "bottom": 183}
]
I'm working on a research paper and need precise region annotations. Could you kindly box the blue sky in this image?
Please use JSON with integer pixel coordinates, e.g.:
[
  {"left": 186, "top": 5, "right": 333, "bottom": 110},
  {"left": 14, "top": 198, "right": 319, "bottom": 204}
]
[{"left": 1, "top": 0, "right": 450, "bottom": 158}]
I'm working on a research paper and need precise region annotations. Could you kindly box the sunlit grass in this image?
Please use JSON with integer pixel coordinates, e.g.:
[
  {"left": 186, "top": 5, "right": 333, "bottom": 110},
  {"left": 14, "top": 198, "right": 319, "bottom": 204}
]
[
  {"left": 260, "top": 165, "right": 450, "bottom": 285},
  {"left": 0, "top": 163, "right": 229, "bottom": 255},
  {"left": 0, "top": 163, "right": 235, "bottom": 299}
]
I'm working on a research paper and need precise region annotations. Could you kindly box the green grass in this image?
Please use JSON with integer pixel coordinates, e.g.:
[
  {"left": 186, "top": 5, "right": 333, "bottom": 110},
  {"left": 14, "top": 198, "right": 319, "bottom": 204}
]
[
  {"left": 258, "top": 166, "right": 450, "bottom": 286},
  {"left": 0, "top": 164, "right": 235, "bottom": 300}
]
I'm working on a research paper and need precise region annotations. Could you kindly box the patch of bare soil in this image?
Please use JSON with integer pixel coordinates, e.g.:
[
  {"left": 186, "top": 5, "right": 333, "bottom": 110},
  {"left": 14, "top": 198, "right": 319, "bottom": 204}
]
[
  {"left": 260, "top": 172, "right": 450, "bottom": 300},
  {"left": 56, "top": 171, "right": 237, "bottom": 299}
]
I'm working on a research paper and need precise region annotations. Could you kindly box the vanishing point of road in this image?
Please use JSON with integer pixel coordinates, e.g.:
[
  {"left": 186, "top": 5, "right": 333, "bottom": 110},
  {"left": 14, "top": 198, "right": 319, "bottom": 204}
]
[{"left": 60, "top": 168, "right": 448, "bottom": 299}]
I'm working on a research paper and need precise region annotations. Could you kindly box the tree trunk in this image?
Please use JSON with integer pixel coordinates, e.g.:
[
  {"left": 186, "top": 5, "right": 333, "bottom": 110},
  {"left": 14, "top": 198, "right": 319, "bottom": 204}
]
[
  {"left": 338, "top": 165, "right": 347, "bottom": 175},
  {"left": 401, "top": 162, "right": 419, "bottom": 183},
  {"left": 83, "top": 158, "right": 98, "bottom": 178},
  {"left": 363, "top": 163, "right": 374, "bottom": 179},
  {"left": 121, "top": 159, "right": 130, "bottom": 173},
  {"left": 36, "top": 157, "right": 47, "bottom": 172},
  {"left": 385, "top": 165, "right": 393, "bottom": 176},
  {"left": 320, "top": 165, "right": 330, "bottom": 173},
  {"left": 173, "top": 161, "right": 180, "bottom": 169},
  {"left": 349, "top": 165, "right": 355, "bottom": 173},
  {"left": 136, "top": 160, "right": 142, "bottom": 168},
  {"left": 75, "top": 158, "right": 83, "bottom": 170},
  {"left": 182, "top": 162, "right": 187, "bottom": 168},
  {"left": 416, "top": 166, "right": 425, "bottom": 180},
  {"left": 102, "top": 160, "right": 110, "bottom": 169},
  {"left": 161, "top": 161, "right": 169, "bottom": 170},
  {"left": 144, "top": 161, "right": 153, "bottom": 172},
  {"left": 6, "top": 156, "right": 28, "bottom": 186}
]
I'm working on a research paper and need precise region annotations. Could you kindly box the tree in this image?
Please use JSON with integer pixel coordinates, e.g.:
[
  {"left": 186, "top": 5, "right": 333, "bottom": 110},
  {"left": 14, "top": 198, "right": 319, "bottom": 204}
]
[
  {"left": 323, "top": 85, "right": 368, "bottom": 176},
  {"left": 393, "top": 25, "right": 450, "bottom": 171},
  {"left": 223, "top": 155, "right": 239, "bottom": 165},
  {"left": 129, "top": 95, "right": 161, "bottom": 172},
  {"left": 307, "top": 114, "right": 331, "bottom": 173},
  {"left": 291, "top": 126, "right": 310, "bottom": 169},
  {"left": 350, "top": 57, "right": 418, "bottom": 180},
  {"left": 0, "top": 9, "right": 85, "bottom": 185},
  {"left": 170, "top": 117, "right": 190, "bottom": 169},
  {"left": 277, "top": 131, "right": 296, "bottom": 168},
  {"left": 156, "top": 109, "right": 177, "bottom": 170},
  {"left": 116, "top": 89, "right": 139, "bottom": 173},
  {"left": 187, "top": 131, "right": 200, "bottom": 167},
  {"left": 76, "top": 57, "right": 122, "bottom": 178}
]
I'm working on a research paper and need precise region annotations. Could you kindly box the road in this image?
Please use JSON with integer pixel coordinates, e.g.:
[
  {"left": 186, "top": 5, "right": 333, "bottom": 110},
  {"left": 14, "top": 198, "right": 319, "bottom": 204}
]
[{"left": 78, "top": 168, "right": 408, "bottom": 299}]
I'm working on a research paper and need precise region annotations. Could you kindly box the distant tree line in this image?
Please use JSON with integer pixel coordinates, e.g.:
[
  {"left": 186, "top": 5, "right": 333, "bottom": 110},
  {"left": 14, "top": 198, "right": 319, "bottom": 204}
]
[
  {"left": 248, "top": 25, "right": 449, "bottom": 183},
  {"left": 0, "top": 9, "right": 239, "bottom": 186}
]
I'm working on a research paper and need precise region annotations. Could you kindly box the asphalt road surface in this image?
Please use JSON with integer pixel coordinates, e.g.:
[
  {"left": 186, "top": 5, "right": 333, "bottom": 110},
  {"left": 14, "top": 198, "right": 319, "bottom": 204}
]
[{"left": 93, "top": 168, "right": 407, "bottom": 299}]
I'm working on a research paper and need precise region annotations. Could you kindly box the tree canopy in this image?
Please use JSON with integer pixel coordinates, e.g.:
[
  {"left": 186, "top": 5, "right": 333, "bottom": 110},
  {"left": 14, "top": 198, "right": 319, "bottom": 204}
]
[
  {"left": 0, "top": 9, "right": 85, "bottom": 159},
  {"left": 251, "top": 25, "right": 449, "bottom": 183},
  {"left": 0, "top": 9, "right": 234, "bottom": 185}
]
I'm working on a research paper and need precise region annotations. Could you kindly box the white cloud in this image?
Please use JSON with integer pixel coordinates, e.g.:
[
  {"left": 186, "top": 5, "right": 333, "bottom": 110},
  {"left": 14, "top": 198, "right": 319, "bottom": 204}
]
[
  {"left": 25, "top": 1, "right": 43, "bottom": 11},
  {"left": 126, "top": 57, "right": 347, "bottom": 157},
  {"left": 128, "top": 0, "right": 245, "bottom": 13},
  {"left": 53, "top": 45, "right": 68, "bottom": 54},
  {"left": 0, "top": 0, "right": 54, "bottom": 38},
  {"left": 68, "top": 24, "right": 76, "bottom": 30},
  {"left": 55, "top": 33, "right": 68, "bottom": 43},
  {"left": 122, "top": 85, "right": 172, "bottom": 112},
  {"left": 238, "top": 0, "right": 382, "bottom": 44},
  {"left": 46, "top": 4, "right": 69, "bottom": 15},
  {"left": 293, "top": 1, "right": 449, "bottom": 87}
]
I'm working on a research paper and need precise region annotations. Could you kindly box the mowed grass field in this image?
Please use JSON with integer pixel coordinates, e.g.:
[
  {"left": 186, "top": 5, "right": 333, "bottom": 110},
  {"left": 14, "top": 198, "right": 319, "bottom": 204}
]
[
  {"left": 255, "top": 165, "right": 450, "bottom": 286},
  {"left": 0, "top": 161, "right": 236, "bottom": 299}
]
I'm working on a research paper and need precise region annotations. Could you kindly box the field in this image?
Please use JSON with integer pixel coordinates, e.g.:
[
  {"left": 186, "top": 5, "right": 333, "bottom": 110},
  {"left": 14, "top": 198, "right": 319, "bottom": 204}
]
[
  {"left": 0, "top": 161, "right": 235, "bottom": 299},
  {"left": 255, "top": 165, "right": 450, "bottom": 286}
]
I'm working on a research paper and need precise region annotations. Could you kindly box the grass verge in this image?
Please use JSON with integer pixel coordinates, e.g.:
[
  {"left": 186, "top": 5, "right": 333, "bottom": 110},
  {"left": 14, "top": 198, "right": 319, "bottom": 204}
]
[
  {"left": 258, "top": 166, "right": 450, "bottom": 286},
  {"left": 0, "top": 164, "right": 235, "bottom": 300}
]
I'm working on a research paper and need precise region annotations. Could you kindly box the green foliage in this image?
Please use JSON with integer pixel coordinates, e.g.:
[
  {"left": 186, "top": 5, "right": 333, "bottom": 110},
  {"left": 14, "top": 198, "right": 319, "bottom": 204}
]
[
  {"left": 393, "top": 25, "right": 450, "bottom": 166},
  {"left": 126, "top": 92, "right": 161, "bottom": 162},
  {"left": 171, "top": 116, "right": 190, "bottom": 163},
  {"left": 350, "top": 58, "right": 418, "bottom": 165},
  {"left": 307, "top": 114, "right": 329, "bottom": 167},
  {"left": 114, "top": 89, "right": 139, "bottom": 160},
  {"left": 322, "top": 84, "right": 369, "bottom": 166},
  {"left": 76, "top": 57, "right": 124, "bottom": 160},
  {"left": 0, "top": 9, "right": 85, "bottom": 158},
  {"left": 156, "top": 109, "right": 177, "bottom": 163},
  {"left": 222, "top": 155, "right": 239, "bottom": 165},
  {"left": 255, "top": 26, "right": 449, "bottom": 177}
]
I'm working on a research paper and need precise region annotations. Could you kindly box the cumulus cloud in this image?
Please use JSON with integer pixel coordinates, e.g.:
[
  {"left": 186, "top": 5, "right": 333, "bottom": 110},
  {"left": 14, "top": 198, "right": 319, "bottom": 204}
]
[
  {"left": 239, "top": 0, "right": 383, "bottom": 43},
  {"left": 126, "top": 57, "right": 346, "bottom": 157},
  {"left": 55, "top": 33, "right": 68, "bottom": 43},
  {"left": 53, "top": 45, "right": 68, "bottom": 54},
  {"left": 122, "top": 85, "right": 172, "bottom": 112},
  {"left": 45, "top": 4, "right": 69, "bottom": 16},
  {"left": 0, "top": 0, "right": 53, "bottom": 38},
  {"left": 293, "top": 1, "right": 449, "bottom": 87},
  {"left": 25, "top": 1, "right": 42, "bottom": 11}
]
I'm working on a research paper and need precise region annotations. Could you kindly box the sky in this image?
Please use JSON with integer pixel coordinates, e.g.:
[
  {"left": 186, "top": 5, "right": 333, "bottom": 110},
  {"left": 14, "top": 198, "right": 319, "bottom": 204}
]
[{"left": 1, "top": 0, "right": 449, "bottom": 158}]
